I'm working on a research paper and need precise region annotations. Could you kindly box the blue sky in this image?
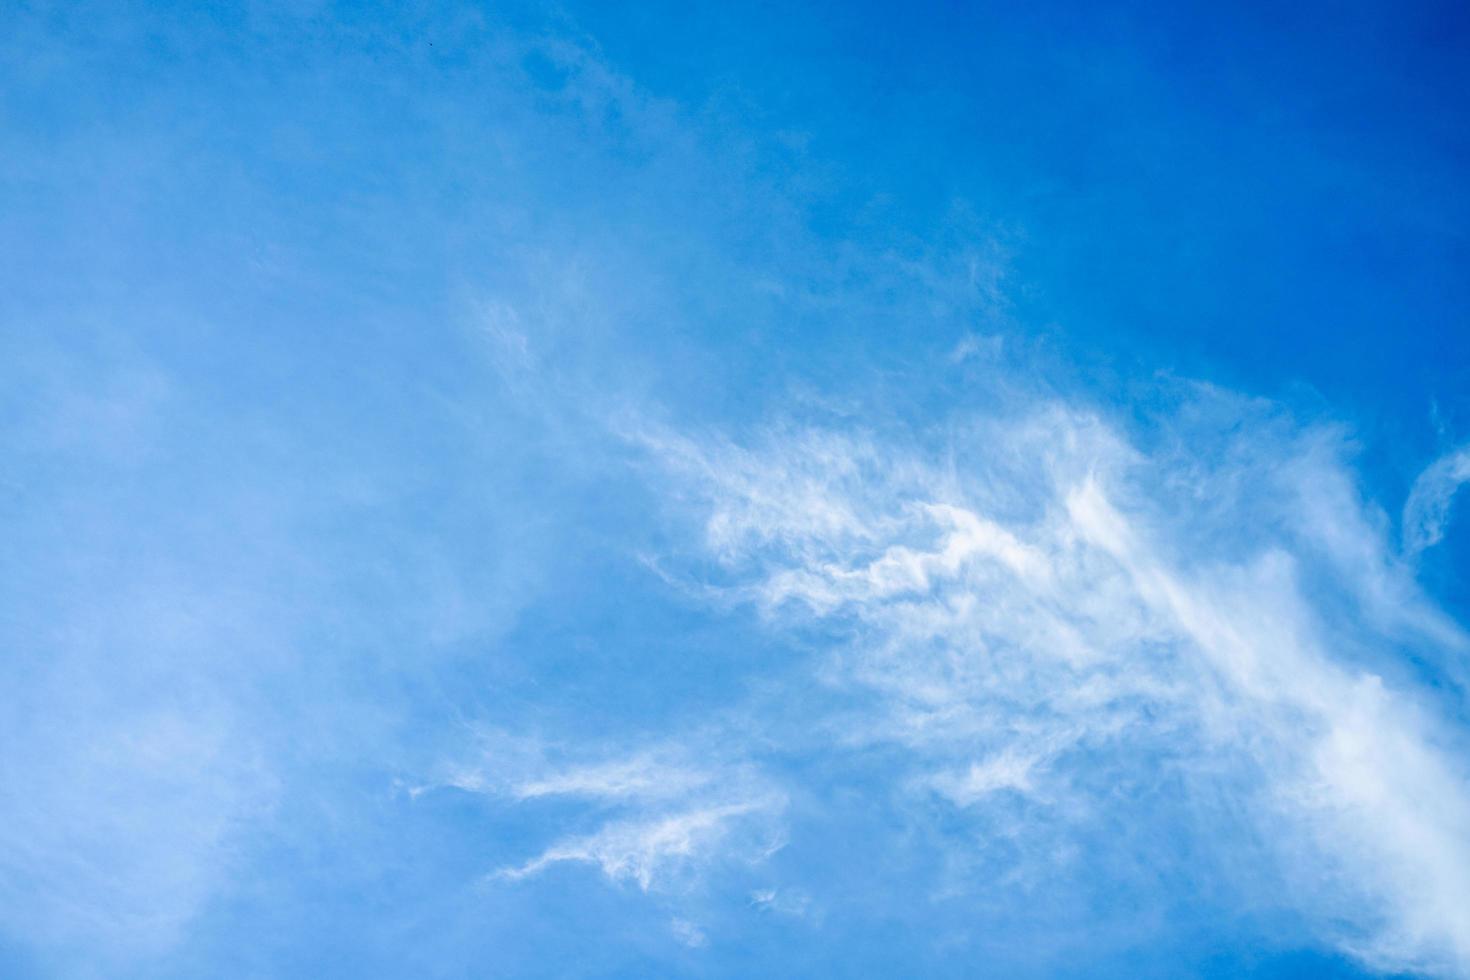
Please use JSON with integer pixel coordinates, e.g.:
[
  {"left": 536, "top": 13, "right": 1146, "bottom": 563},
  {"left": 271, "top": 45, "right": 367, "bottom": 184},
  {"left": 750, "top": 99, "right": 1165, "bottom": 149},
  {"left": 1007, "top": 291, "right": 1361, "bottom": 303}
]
[{"left": 4, "top": 2, "right": 1470, "bottom": 977}]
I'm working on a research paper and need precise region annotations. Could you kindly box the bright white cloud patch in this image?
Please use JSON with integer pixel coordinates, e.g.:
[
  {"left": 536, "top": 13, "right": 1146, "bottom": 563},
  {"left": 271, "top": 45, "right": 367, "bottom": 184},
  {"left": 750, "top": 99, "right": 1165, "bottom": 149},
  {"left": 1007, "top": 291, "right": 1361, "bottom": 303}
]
[{"left": 635, "top": 385, "right": 1470, "bottom": 976}]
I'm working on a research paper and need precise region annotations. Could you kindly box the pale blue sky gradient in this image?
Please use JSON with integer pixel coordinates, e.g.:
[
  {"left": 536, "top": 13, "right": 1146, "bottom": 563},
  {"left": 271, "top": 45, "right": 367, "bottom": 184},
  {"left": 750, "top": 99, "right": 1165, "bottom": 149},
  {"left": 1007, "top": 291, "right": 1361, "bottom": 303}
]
[{"left": 4, "top": 2, "right": 1470, "bottom": 977}]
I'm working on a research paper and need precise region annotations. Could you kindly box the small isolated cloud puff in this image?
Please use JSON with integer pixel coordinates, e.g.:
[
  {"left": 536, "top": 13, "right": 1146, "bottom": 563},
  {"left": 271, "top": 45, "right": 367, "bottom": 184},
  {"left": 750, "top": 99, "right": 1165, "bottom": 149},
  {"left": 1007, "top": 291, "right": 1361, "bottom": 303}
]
[{"left": 635, "top": 387, "right": 1470, "bottom": 977}]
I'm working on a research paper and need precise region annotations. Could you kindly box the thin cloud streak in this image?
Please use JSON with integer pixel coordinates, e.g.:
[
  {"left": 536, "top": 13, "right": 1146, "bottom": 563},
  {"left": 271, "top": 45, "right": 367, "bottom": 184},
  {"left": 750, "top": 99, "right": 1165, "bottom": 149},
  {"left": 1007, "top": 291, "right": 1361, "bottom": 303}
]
[
  {"left": 429, "top": 737, "right": 786, "bottom": 895},
  {"left": 496, "top": 799, "right": 783, "bottom": 891}
]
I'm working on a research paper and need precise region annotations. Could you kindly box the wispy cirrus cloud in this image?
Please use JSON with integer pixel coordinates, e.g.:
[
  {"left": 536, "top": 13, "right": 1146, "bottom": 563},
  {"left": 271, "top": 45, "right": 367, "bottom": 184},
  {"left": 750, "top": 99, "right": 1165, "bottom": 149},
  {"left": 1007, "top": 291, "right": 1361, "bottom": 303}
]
[
  {"left": 497, "top": 798, "right": 783, "bottom": 891},
  {"left": 1404, "top": 445, "right": 1470, "bottom": 556},
  {"left": 630, "top": 379, "right": 1470, "bottom": 976},
  {"left": 426, "top": 735, "right": 785, "bottom": 895}
]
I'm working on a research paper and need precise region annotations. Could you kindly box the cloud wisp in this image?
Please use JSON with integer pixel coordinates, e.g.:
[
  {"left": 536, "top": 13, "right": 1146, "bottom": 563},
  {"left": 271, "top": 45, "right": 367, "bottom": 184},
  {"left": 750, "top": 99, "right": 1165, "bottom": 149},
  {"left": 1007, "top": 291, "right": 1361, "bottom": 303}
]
[
  {"left": 633, "top": 384, "right": 1470, "bottom": 976},
  {"left": 428, "top": 737, "right": 786, "bottom": 895},
  {"left": 1405, "top": 445, "right": 1470, "bottom": 556}
]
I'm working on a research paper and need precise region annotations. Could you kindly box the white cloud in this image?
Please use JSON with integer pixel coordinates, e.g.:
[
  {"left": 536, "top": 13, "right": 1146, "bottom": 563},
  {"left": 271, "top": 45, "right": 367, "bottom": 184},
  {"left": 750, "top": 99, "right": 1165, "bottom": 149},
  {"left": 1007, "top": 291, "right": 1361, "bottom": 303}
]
[
  {"left": 498, "top": 798, "right": 783, "bottom": 891},
  {"left": 932, "top": 749, "right": 1041, "bottom": 805},
  {"left": 1404, "top": 445, "right": 1470, "bottom": 555},
  {"left": 512, "top": 755, "right": 712, "bottom": 803},
  {"left": 436, "top": 738, "right": 786, "bottom": 894},
  {"left": 636, "top": 385, "right": 1470, "bottom": 976}
]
